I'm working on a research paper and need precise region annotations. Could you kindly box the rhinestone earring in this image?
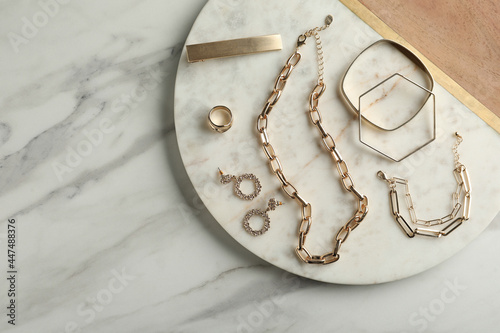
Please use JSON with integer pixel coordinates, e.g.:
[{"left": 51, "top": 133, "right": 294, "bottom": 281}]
[
  {"left": 243, "top": 198, "right": 283, "bottom": 236},
  {"left": 218, "top": 168, "right": 262, "bottom": 200}
]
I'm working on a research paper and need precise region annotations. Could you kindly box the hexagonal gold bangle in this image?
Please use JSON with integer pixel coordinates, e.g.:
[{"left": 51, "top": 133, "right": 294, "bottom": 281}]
[
  {"left": 208, "top": 105, "right": 233, "bottom": 133},
  {"left": 358, "top": 73, "right": 436, "bottom": 162}
]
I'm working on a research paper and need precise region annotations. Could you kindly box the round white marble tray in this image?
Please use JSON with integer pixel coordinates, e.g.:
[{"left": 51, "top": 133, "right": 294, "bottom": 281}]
[{"left": 174, "top": 0, "right": 500, "bottom": 284}]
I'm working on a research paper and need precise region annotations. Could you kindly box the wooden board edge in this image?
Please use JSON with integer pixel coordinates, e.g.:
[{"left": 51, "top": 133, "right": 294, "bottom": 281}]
[{"left": 339, "top": 0, "right": 500, "bottom": 134}]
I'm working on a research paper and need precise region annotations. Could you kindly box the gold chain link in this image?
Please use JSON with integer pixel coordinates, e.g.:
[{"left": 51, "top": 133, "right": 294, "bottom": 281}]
[
  {"left": 378, "top": 133, "right": 470, "bottom": 238},
  {"left": 256, "top": 16, "right": 369, "bottom": 265}
]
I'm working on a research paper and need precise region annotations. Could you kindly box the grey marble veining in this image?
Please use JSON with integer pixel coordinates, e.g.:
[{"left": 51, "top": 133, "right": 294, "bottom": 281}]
[{"left": 0, "top": 0, "right": 499, "bottom": 332}]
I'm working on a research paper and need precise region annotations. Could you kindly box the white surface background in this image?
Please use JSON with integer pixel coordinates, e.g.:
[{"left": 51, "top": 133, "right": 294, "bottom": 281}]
[{"left": 0, "top": 0, "right": 499, "bottom": 332}]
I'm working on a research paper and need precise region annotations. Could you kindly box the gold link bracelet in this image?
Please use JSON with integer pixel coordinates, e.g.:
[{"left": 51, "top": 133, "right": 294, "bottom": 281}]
[
  {"left": 256, "top": 15, "right": 369, "bottom": 265},
  {"left": 378, "top": 133, "right": 471, "bottom": 238}
]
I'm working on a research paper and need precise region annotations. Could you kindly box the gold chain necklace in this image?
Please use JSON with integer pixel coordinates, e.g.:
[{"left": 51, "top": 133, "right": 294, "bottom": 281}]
[
  {"left": 378, "top": 133, "right": 471, "bottom": 238},
  {"left": 256, "top": 16, "right": 369, "bottom": 265}
]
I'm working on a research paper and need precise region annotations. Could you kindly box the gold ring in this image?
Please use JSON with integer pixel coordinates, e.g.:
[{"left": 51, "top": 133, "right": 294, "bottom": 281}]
[{"left": 208, "top": 105, "right": 233, "bottom": 133}]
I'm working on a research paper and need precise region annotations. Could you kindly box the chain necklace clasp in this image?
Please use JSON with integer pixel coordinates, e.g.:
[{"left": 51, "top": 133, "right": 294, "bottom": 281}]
[{"left": 297, "top": 34, "right": 307, "bottom": 48}]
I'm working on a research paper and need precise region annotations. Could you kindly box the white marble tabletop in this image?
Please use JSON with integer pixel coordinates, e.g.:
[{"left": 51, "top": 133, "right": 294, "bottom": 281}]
[
  {"left": 175, "top": 0, "right": 500, "bottom": 285},
  {"left": 0, "top": 1, "right": 499, "bottom": 332}
]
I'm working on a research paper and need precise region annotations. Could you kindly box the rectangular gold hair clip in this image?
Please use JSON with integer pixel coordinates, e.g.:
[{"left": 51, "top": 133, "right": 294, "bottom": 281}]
[{"left": 186, "top": 34, "right": 282, "bottom": 63}]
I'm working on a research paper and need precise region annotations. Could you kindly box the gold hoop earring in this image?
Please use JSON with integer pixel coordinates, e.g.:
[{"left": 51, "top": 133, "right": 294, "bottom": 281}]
[
  {"left": 218, "top": 168, "right": 262, "bottom": 200},
  {"left": 242, "top": 198, "right": 282, "bottom": 236}
]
